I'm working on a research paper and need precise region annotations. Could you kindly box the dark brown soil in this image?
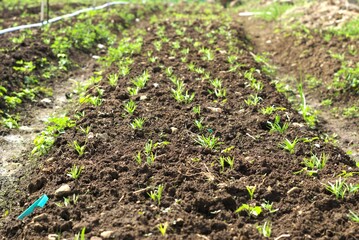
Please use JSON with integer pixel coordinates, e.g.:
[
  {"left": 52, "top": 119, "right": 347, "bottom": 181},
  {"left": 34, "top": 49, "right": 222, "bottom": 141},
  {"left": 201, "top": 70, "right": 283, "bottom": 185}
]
[{"left": 1, "top": 4, "right": 359, "bottom": 240}]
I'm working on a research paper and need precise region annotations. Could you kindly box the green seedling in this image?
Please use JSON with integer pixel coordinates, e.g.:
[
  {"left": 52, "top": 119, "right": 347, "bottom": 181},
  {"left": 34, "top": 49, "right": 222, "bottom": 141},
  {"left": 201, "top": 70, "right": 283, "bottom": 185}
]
[
  {"left": 194, "top": 118, "right": 204, "bottom": 131},
  {"left": 268, "top": 115, "right": 289, "bottom": 134},
  {"left": 67, "top": 165, "right": 84, "bottom": 179},
  {"left": 74, "top": 227, "right": 86, "bottom": 240},
  {"left": 195, "top": 134, "right": 222, "bottom": 150},
  {"left": 124, "top": 100, "right": 137, "bottom": 115},
  {"left": 158, "top": 222, "right": 169, "bottom": 236},
  {"left": 219, "top": 156, "right": 235, "bottom": 172},
  {"left": 108, "top": 73, "right": 119, "bottom": 87},
  {"left": 245, "top": 94, "right": 262, "bottom": 106},
  {"left": 302, "top": 153, "right": 328, "bottom": 175},
  {"left": 127, "top": 87, "right": 139, "bottom": 96},
  {"left": 73, "top": 141, "right": 85, "bottom": 157},
  {"left": 323, "top": 177, "right": 348, "bottom": 199},
  {"left": 131, "top": 118, "right": 145, "bottom": 130},
  {"left": 348, "top": 210, "right": 359, "bottom": 223},
  {"left": 298, "top": 84, "right": 316, "bottom": 127},
  {"left": 165, "top": 67, "right": 173, "bottom": 77},
  {"left": 1, "top": 114, "right": 19, "bottom": 129},
  {"left": 148, "top": 184, "right": 164, "bottom": 205},
  {"left": 256, "top": 221, "right": 272, "bottom": 238},
  {"left": 144, "top": 140, "right": 153, "bottom": 156},
  {"left": 246, "top": 185, "right": 256, "bottom": 200},
  {"left": 235, "top": 204, "right": 262, "bottom": 217},
  {"left": 280, "top": 138, "right": 299, "bottom": 154},
  {"left": 261, "top": 201, "right": 279, "bottom": 213},
  {"left": 132, "top": 71, "right": 150, "bottom": 89},
  {"left": 209, "top": 78, "right": 226, "bottom": 98},
  {"left": 193, "top": 105, "right": 201, "bottom": 115},
  {"left": 79, "top": 126, "right": 91, "bottom": 135},
  {"left": 260, "top": 106, "right": 286, "bottom": 115},
  {"left": 135, "top": 151, "right": 142, "bottom": 165}
]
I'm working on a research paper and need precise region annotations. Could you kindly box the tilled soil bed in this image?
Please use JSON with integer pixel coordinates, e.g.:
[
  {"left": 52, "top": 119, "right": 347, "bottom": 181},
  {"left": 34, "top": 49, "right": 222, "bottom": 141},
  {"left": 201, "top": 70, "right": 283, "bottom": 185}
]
[{"left": 1, "top": 4, "right": 359, "bottom": 240}]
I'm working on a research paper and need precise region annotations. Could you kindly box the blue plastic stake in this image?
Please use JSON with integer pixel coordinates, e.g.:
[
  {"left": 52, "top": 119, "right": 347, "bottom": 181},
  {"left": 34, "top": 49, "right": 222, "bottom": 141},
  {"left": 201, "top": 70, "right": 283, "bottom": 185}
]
[{"left": 17, "top": 194, "right": 49, "bottom": 220}]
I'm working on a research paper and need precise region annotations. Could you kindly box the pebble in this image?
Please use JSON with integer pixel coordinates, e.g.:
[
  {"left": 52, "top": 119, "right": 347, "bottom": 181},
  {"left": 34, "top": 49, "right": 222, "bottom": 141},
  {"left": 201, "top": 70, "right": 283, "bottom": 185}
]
[
  {"left": 40, "top": 98, "right": 52, "bottom": 104},
  {"left": 55, "top": 184, "right": 71, "bottom": 197},
  {"left": 140, "top": 95, "right": 148, "bottom": 101},
  {"left": 48, "top": 234, "right": 59, "bottom": 240},
  {"left": 100, "top": 230, "right": 114, "bottom": 239},
  {"left": 90, "top": 237, "right": 103, "bottom": 240},
  {"left": 207, "top": 107, "right": 222, "bottom": 113},
  {"left": 170, "top": 127, "right": 178, "bottom": 133}
]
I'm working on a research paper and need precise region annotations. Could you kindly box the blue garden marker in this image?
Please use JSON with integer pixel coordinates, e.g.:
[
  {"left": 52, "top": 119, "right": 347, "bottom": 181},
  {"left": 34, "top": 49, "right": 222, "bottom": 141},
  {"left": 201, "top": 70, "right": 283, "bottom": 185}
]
[{"left": 17, "top": 194, "right": 49, "bottom": 220}]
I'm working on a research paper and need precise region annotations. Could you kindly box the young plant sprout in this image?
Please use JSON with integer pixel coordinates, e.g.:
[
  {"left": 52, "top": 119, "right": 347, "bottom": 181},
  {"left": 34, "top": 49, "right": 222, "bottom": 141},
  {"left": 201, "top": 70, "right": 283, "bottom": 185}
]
[
  {"left": 209, "top": 78, "right": 226, "bottom": 98},
  {"left": 107, "top": 73, "right": 119, "bottom": 87},
  {"left": 124, "top": 100, "right": 137, "bottom": 115},
  {"left": 260, "top": 106, "right": 286, "bottom": 115},
  {"left": 245, "top": 94, "right": 262, "bottom": 106},
  {"left": 302, "top": 153, "right": 328, "bottom": 175},
  {"left": 131, "top": 118, "right": 145, "bottom": 130},
  {"left": 158, "top": 222, "right": 169, "bottom": 236},
  {"left": 132, "top": 71, "right": 150, "bottom": 89},
  {"left": 261, "top": 200, "right": 279, "bottom": 213},
  {"left": 193, "top": 105, "right": 201, "bottom": 115},
  {"left": 135, "top": 151, "right": 142, "bottom": 165},
  {"left": 74, "top": 227, "right": 86, "bottom": 240},
  {"left": 128, "top": 87, "right": 139, "bottom": 96},
  {"left": 268, "top": 115, "right": 289, "bottom": 134},
  {"left": 246, "top": 185, "right": 256, "bottom": 200},
  {"left": 219, "top": 156, "right": 235, "bottom": 172},
  {"left": 323, "top": 177, "right": 348, "bottom": 199},
  {"left": 194, "top": 118, "right": 204, "bottom": 131},
  {"left": 348, "top": 210, "right": 359, "bottom": 223},
  {"left": 279, "top": 138, "right": 299, "bottom": 154},
  {"left": 148, "top": 184, "right": 164, "bottom": 205},
  {"left": 227, "top": 55, "right": 238, "bottom": 64},
  {"left": 256, "top": 221, "right": 272, "bottom": 238},
  {"left": 235, "top": 204, "right": 262, "bottom": 217},
  {"left": 79, "top": 126, "right": 91, "bottom": 135},
  {"left": 165, "top": 67, "right": 174, "bottom": 77},
  {"left": 73, "top": 141, "right": 85, "bottom": 157},
  {"left": 67, "top": 165, "right": 84, "bottom": 179},
  {"left": 195, "top": 134, "right": 222, "bottom": 150}
]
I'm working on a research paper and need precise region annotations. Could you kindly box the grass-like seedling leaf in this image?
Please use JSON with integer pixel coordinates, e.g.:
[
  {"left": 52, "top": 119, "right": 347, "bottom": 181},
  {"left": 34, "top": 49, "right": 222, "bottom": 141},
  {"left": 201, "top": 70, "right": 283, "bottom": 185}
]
[
  {"left": 124, "top": 100, "right": 137, "bottom": 115},
  {"left": 74, "top": 227, "right": 86, "bottom": 240},
  {"left": 158, "top": 222, "right": 169, "bottom": 236},
  {"left": 268, "top": 115, "right": 289, "bottom": 134},
  {"left": 131, "top": 118, "right": 145, "bottom": 130},
  {"left": 245, "top": 94, "right": 262, "bottom": 106},
  {"left": 192, "top": 105, "right": 201, "bottom": 115},
  {"left": 195, "top": 134, "right": 223, "bottom": 150},
  {"left": 194, "top": 118, "right": 204, "bottom": 131},
  {"left": 108, "top": 73, "right": 119, "bottom": 87},
  {"left": 302, "top": 153, "right": 328, "bottom": 175},
  {"left": 246, "top": 185, "right": 256, "bottom": 200},
  {"left": 279, "top": 138, "right": 299, "bottom": 154},
  {"left": 348, "top": 210, "right": 359, "bottom": 223},
  {"left": 148, "top": 184, "right": 164, "bottom": 205},
  {"left": 323, "top": 177, "right": 348, "bottom": 199},
  {"left": 261, "top": 200, "right": 279, "bottom": 213},
  {"left": 73, "top": 141, "right": 85, "bottom": 157},
  {"left": 218, "top": 156, "right": 235, "bottom": 172},
  {"left": 256, "top": 221, "right": 272, "bottom": 237},
  {"left": 67, "top": 165, "right": 84, "bottom": 179}
]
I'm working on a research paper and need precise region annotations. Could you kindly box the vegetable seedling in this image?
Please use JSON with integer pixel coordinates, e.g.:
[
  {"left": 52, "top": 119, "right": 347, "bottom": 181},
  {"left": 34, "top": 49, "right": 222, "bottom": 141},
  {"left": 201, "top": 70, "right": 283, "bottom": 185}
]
[
  {"left": 246, "top": 185, "right": 256, "bottom": 200},
  {"left": 279, "top": 138, "right": 299, "bottom": 154},
  {"left": 158, "top": 222, "right": 169, "bottom": 236},
  {"left": 256, "top": 221, "right": 272, "bottom": 237},
  {"left": 235, "top": 204, "right": 262, "bottom": 217},
  {"left": 148, "top": 184, "right": 164, "bottom": 205},
  {"left": 67, "top": 165, "right": 84, "bottom": 179}
]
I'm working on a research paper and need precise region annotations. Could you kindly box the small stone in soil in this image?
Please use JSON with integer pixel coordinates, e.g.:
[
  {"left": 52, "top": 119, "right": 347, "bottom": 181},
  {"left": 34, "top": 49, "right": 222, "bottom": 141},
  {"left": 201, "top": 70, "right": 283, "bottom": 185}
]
[
  {"left": 54, "top": 184, "right": 71, "bottom": 197},
  {"left": 100, "top": 230, "right": 115, "bottom": 239}
]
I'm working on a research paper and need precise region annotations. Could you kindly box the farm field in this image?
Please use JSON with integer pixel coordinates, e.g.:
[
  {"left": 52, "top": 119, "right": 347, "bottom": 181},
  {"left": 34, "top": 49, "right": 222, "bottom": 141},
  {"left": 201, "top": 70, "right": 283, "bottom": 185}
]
[{"left": 0, "top": 0, "right": 358, "bottom": 239}]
